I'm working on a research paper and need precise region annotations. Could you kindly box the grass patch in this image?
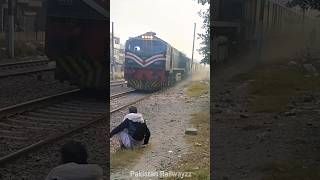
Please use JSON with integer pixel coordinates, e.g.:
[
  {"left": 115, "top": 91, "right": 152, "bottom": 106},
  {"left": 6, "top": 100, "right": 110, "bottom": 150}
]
[
  {"left": 257, "top": 160, "right": 320, "bottom": 180},
  {"left": 234, "top": 63, "right": 320, "bottom": 112},
  {"left": 113, "top": 71, "right": 124, "bottom": 80},
  {"left": 15, "top": 41, "right": 43, "bottom": 57},
  {"left": 187, "top": 81, "right": 209, "bottom": 97},
  {"left": 167, "top": 111, "right": 210, "bottom": 179},
  {"left": 110, "top": 147, "right": 146, "bottom": 172},
  {"left": 0, "top": 38, "right": 43, "bottom": 57}
]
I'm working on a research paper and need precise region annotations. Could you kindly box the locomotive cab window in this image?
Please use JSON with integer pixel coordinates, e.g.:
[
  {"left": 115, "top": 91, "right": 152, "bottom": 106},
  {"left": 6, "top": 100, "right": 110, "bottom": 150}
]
[{"left": 126, "top": 39, "right": 166, "bottom": 58}]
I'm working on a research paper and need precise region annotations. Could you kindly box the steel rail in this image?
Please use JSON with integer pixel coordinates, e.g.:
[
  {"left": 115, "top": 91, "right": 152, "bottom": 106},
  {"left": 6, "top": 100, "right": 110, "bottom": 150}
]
[
  {"left": 0, "top": 67, "right": 55, "bottom": 78},
  {"left": 0, "top": 59, "right": 55, "bottom": 78},
  {"left": 110, "top": 89, "right": 136, "bottom": 99},
  {"left": 110, "top": 80, "right": 125, "bottom": 83},
  {"left": 0, "top": 59, "right": 49, "bottom": 67},
  {"left": 110, "top": 80, "right": 127, "bottom": 87},
  {"left": 0, "top": 89, "right": 81, "bottom": 119},
  {"left": 0, "top": 91, "right": 152, "bottom": 165}
]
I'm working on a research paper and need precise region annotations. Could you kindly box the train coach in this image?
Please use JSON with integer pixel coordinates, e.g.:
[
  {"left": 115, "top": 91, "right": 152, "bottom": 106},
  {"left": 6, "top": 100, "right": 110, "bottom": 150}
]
[
  {"left": 124, "top": 32, "right": 191, "bottom": 91},
  {"left": 213, "top": 0, "right": 320, "bottom": 64},
  {"left": 45, "top": 0, "right": 108, "bottom": 90}
]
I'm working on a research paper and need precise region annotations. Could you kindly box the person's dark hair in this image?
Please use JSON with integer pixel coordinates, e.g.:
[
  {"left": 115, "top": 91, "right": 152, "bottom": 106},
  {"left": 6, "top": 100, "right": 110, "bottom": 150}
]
[
  {"left": 60, "top": 141, "right": 88, "bottom": 164},
  {"left": 129, "top": 106, "right": 138, "bottom": 113}
]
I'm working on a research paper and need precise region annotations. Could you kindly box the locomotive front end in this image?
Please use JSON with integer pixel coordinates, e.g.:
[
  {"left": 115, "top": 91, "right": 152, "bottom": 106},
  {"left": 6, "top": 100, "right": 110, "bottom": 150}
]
[
  {"left": 45, "top": 0, "right": 108, "bottom": 90},
  {"left": 124, "top": 33, "right": 167, "bottom": 91}
]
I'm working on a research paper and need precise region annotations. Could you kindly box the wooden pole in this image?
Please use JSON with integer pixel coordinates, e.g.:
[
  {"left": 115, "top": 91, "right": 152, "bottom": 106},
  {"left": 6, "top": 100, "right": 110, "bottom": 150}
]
[
  {"left": 8, "top": 0, "right": 15, "bottom": 58},
  {"left": 191, "top": 23, "right": 196, "bottom": 73},
  {"left": 111, "top": 22, "right": 115, "bottom": 80},
  {"left": 257, "top": 0, "right": 265, "bottom": 62}
]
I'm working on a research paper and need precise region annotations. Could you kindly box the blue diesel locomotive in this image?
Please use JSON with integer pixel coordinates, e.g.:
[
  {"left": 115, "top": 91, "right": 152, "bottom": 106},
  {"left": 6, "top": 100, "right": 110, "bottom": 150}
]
[{"left": 124, "top": 32, "right": 191, "bottom": 90}]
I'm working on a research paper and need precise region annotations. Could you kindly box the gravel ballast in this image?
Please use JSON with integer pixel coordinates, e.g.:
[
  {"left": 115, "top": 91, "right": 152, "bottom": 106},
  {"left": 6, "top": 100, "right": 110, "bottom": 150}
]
[
  {"left": 0, "top": 119, "right": 109, "bottom": 180},
  {"left": 0, "top": 71, "right": 77, "bottom": 108}
]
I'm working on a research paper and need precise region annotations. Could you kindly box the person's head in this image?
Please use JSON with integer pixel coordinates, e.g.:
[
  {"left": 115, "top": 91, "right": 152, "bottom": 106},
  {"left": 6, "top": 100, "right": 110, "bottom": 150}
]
[
  {"left": 129, "top": 106, "right": 138, "bottom": 113},
  {"left": 60, "top": 141, "right": 88, "bottom": 164}
]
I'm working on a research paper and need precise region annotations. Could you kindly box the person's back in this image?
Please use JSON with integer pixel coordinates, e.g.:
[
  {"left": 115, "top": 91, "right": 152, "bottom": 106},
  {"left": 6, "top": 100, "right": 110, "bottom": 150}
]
[
  {"left": 45, "top": 141, "right": 103, "bottom": 180},
  {"left": 127, "top": 119, "right": 149, "bottom": 141},
  {"left": 110, "top": 106, "right": 150, "bottom": 149},
  {"left": 46, "top": 162, "right": 102, "bottom": 180}
]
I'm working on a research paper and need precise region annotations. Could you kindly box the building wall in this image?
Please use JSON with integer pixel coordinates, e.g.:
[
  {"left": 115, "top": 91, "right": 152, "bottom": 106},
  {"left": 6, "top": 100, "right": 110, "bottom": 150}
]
[
  {"left": 0, "top": 0, "right": 45, "bottom": 32},
  {"left": 110, "top": 35, "right": 125, "bottom": 68}
]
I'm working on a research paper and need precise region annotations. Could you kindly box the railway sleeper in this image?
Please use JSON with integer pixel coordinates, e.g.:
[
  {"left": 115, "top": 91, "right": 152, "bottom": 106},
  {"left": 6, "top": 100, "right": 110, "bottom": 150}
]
[
  {"left": 45, "top": 106, "right": 105, "bottom": 114},
  {"left": 0, "top": 122, "right": 55, "bottom": 131},
  {"left": 0, "top": 135, "right": 28, "bottom": 141},
  {"left": 35, "top": 109, "right": 103, "bottom": 117},
  {"left": 26, "top": 112, "right": 100, "bottom": 120},
  {"left": 18, "top": 116, "right": 89, "bottom": 123},
  {"left": 0, "top": 129, "right": 25, "bottom": 135},
  {"left": 17, "top": 115, "right": 87, "bottom": 123},
  {"left": 52, "top": 104, "right": 106, "bottom": 111},
  {"left": 55, "top": 103, "right": 106, "bottom": 110},
  {"left": 63, "top": 101, "right": 106, "bottom": 108},
  {"left": 7, "top": 118, "right": 76, "bottom": 127}
]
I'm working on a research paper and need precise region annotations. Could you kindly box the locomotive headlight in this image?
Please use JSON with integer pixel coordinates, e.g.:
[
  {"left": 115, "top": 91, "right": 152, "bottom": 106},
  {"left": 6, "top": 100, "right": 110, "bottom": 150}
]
[{"left": 142, "top": 35, "right": 153, "bottom": 40}]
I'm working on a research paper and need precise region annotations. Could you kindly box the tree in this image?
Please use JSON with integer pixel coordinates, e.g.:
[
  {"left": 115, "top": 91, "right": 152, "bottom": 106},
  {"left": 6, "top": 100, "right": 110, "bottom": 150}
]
[
  {"left": 197, "top": 0, "right": 209, "bottom": 5},
  {"left": 194, "top": 0, "right": 210, "bottom": 64},
  {"left": 198, "top": 8, "right": 210, "bottom": 64},
  {"left": 286, "top": 0, "right": 320, "bottom": 11}
]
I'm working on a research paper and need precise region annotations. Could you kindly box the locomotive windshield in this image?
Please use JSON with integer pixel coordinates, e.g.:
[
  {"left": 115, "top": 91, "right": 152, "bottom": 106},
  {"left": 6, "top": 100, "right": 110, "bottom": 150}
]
[{"left": 126, "top": 39, "right": 166, "bottom": 58}]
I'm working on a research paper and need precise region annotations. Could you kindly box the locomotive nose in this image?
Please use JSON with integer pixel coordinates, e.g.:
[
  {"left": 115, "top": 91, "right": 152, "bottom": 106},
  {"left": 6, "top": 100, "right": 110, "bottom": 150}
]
[
  {"left": 153, "top": 73, "right": 160, "bottom": 80},
  {"left": 142, "top": 73, "right": 147, "bottom": 81}
]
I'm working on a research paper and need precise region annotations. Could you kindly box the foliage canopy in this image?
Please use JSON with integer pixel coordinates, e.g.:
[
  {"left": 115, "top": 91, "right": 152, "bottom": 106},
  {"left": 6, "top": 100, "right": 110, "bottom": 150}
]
[
  {"left": 194, "top": 0, "right": 210, "bottom": 64},
  {"left": 287, "top": 0, "right": 320, "bottom": 11}
]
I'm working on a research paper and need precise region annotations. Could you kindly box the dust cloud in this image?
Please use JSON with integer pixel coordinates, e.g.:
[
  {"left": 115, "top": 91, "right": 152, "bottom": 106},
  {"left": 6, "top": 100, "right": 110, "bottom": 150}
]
[{"left": 191, "top": 69, "right": 210, "bottom": 81}]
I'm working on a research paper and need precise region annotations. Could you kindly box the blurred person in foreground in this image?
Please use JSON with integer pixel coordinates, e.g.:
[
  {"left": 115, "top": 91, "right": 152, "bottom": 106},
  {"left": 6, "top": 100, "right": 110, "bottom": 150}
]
[
  {"left": 45, "top": 141, "right": 103, "bottom": 180},
  {"left": 110, "top": 106, "right": 150, "bottom": 149}
]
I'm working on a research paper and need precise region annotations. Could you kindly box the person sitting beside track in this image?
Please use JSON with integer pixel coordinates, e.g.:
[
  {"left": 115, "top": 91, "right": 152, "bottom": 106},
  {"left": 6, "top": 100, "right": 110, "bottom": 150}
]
[
  {"left": 45, "top": 141, "right": 103, "bottom": 180},
  {"left": 110, "top": 106, "right": 150, "bottom": 150}
]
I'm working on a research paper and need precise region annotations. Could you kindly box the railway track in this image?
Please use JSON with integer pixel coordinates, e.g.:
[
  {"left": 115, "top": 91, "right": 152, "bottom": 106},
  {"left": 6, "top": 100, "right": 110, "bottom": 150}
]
[
  {"left": 0, "top": 89, "right": 152, "bottom": 165},
  {"left": 110, "top": 79, "right": 136, "bottom": 99},
  {"left": 306, "top": 48, "right": 320, "bottom": 60},
  {"left": 110, "top": 89, "right": 136, "bottom": 99},
  {"left": 0, "top": 58, "right": 55, "bottom": 78},
  {"left": 110, "top": 80, "right": 127, "bottom": 87}
]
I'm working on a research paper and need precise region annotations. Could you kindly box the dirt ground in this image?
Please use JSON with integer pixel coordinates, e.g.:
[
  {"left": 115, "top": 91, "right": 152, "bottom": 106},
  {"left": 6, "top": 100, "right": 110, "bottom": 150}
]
[
  {"left": 110, "top": 72, "right": 210, "bottom": 180},
  {"left": 213, "top": 47, "right": 320, "bottom": 180}
]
